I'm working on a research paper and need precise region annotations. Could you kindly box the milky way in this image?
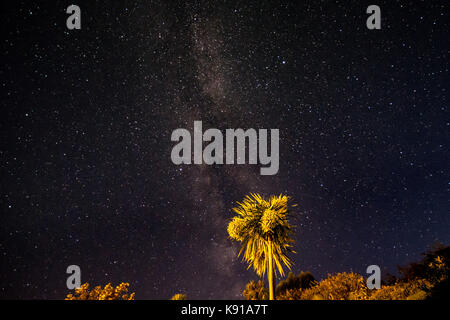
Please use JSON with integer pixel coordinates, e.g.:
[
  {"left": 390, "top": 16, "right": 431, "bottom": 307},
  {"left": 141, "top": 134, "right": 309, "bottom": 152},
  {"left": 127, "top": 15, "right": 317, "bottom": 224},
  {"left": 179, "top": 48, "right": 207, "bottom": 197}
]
[{"left": 0, "top": 1, "right": 449, "bottom": 299}]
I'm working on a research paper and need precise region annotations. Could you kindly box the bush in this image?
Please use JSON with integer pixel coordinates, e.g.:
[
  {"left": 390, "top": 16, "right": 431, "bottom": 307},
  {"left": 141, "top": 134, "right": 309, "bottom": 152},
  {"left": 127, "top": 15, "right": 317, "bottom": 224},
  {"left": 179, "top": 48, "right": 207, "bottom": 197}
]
[
  {"left": 369, "top": 279, "right": 431, "bottom": 300},
  {"left": 275, "top": 271, "right": 315, "bottom": 297},
  {"left": 65, "top": 283, "right": 135, "bottom": 300},
  {"left": 171, "top": 293, "right": 187, "bottom": 300},
  {"left": 299, "top": 272, "right": 369, "bottom": 300},
  {"left": 243, "top": 280, "right": 269, "bottom": 300}
]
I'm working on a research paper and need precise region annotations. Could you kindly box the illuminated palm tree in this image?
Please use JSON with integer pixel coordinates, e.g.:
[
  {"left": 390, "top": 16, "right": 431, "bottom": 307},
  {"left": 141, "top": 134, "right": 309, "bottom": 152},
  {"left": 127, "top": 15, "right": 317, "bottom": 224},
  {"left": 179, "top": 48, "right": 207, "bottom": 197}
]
[{"left": 227, "top": 193, "right": 296, "bottom": 300}]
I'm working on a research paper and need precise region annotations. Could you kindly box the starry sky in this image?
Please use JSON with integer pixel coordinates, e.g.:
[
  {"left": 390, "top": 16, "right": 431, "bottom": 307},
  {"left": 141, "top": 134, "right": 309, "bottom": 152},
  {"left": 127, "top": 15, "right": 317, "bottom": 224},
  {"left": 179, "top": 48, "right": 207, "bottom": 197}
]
[{"left": 0, "top": 1, "right": 449, "bottom": 299}]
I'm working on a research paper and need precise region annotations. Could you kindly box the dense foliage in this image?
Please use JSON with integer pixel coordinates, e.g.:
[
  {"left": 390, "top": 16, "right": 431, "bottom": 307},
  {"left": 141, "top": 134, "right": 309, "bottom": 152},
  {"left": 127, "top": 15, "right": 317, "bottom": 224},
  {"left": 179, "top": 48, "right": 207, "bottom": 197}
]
[
  {"left": 243, "top": 280, "right": 269, "bottom": 300},
  {"left": 170, "top": 293, "right": 187, "bottom": 300},
  {"left": 65, "top": 282, "right": 135, "bottom": 300},
  {"left": 243, "top": 244, "right": 450, "bottom": 300},
  {"left": 275, "top": 271, "right": 315, "bottom": 297}
]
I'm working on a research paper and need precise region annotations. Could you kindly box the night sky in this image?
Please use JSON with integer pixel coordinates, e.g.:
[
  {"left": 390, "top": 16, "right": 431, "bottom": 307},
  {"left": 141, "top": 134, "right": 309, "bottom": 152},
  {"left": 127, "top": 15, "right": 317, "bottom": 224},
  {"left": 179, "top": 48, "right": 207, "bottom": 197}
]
[{"left": 1, "top": 1, "right": 449, "bottom": 299}]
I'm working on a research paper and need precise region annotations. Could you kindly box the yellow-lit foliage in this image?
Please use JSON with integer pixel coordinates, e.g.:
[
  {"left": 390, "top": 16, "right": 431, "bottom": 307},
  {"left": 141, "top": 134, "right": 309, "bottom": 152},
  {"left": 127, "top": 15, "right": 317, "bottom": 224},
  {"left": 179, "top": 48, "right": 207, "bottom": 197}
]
[
  {"left": 65, "top": 282, "right": 135, "bottom": 300},
  {"left": 299, "top": 272, "right": 369, "bottom": 300},
  {"left": 264, "top": 244, "right": 449, "bottom": 300},
  {"left": 275, "top": 272, "right": 435, "bottom": 300},
  {"left": 170, "top": 293, "right": 187, "bottom": 300},
  {"left": 368, "top": 279, "right": 431, "bottom": 300},
  {"left": 427, "top": 255, "right": 449, "bottom": 283},
  {"left": 227, "top": 193, "right": 296, "bottom": 277},
  {"left": 243, "top": 280, "right": 269, "bottom": 300}
]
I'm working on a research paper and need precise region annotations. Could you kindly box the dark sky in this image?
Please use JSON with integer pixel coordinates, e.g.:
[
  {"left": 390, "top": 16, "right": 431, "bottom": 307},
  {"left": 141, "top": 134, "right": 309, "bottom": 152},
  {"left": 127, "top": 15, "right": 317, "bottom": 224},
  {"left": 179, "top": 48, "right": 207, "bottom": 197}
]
[{"left": 0, "top": 0, "right": 449, "bottom": 299}]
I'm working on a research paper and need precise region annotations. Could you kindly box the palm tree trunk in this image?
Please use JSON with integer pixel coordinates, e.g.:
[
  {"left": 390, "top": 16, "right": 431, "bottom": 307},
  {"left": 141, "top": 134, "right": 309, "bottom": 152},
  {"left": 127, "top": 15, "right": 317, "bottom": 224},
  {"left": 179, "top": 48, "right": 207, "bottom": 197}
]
[{"left": 268, "top": 240, "right": 274, "bottom": 300}]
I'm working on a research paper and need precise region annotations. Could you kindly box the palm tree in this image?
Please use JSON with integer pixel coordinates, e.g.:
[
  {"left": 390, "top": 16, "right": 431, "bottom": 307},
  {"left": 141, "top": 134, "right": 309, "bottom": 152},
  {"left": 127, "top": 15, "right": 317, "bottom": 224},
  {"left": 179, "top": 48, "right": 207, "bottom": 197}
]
[{"left": 227, "top": 193, "right": 296, "bottom": 300}]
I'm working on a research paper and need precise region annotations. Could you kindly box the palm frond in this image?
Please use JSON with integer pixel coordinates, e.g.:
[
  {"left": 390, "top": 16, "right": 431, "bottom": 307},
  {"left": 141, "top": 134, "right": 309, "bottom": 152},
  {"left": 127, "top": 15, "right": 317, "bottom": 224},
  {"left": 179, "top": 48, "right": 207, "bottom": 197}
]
[{"left": 227, "top": 193, "right": 297, "bottom": 277}]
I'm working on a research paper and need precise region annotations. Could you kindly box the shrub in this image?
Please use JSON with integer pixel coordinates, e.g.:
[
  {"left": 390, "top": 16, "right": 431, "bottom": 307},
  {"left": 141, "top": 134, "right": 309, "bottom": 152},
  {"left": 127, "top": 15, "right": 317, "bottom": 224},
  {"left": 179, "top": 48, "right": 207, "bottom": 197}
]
[
  {"left": 171, "top": 293, "right": 187, "bottom": 300},
  {"left": 65, "top": 282, "right": 135, "bottom": 300},
  {"left": 243, "top": 280, "right": 269, "bottom": 300},
  {"left": 300, "top": 272, "right": 369, "bottom": 300}
]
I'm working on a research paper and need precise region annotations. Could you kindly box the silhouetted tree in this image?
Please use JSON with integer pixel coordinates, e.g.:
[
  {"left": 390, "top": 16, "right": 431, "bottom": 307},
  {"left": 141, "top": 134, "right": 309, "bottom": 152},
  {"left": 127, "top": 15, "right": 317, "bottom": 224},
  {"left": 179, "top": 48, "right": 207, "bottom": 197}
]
[
  {"left": 398, "top": 242, "right": 450, "bottom": 282},
  {"left": 275, "top": 271, "right": 315, "bottom": 296}
]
